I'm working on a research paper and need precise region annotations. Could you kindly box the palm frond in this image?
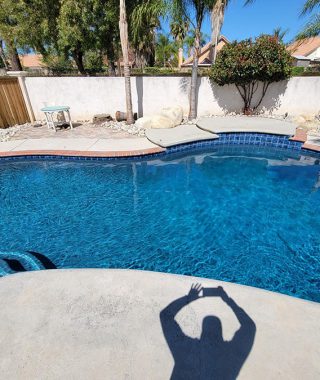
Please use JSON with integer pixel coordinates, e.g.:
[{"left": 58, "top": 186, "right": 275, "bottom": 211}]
[
  {"left": 297, "top": 13, "right": 320, "bottom": 39},
  {"left": 301, "top": 0, "right": 320, "bottom": 16}
]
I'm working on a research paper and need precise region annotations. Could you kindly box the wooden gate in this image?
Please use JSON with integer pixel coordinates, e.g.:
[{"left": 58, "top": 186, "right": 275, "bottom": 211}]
[{"left": 0, "top": 77, "right": 30, "bottom": 128}]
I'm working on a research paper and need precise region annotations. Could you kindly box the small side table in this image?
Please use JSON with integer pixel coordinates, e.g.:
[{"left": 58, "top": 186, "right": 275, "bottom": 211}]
[{"left": 41, "top": 106, "right": 73, "bottom": 132}]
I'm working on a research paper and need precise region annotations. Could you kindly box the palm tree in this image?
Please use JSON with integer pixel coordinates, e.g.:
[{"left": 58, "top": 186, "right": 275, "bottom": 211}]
[
  {"left": 211, "top": 1, "right": 257, "bottom": 63},
  {"left": 119, "top": 0, "right": 134, "bottom": 124},
  {"left": 155, "top": 34, "right": 178, "bottom": 67},
  {"left": 184, "top": 30, "right": 208, "bottom": 57},
  {"left": 211, "top": 0, "right": 228, "bottom": 63},
  {"left": 172, "top": 0, "right": 216, "bottom": 120},
  {"left": 273, "top": 27, "right": 289, "bottom": 43},
  {"left": 171, "top": 19, "right": 189, "bottom": 67},
  {"left": 298, "top": 0, "right": 320, "bottom": 38},
  {"left": 302, "top": 0, "right": 320, "bottom": 15},
  {"left": 130, "top": 0, "right": 167, "bottom": 68}
]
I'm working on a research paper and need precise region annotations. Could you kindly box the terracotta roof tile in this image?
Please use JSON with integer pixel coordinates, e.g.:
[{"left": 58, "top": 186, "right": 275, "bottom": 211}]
[
  {"left": 182, "top": 35, "right": 229, "bottom": 66},
  {"left": 287, "top": 37, "right": 320, "bottom": 57},
  {"left": 19, "top": 54, "right": 45, "bottom": 68}
]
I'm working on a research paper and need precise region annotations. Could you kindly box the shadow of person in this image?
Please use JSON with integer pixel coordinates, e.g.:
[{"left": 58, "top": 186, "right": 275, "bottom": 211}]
[{"left": 160, "top": 284, "right": 256, "bottom": 380}]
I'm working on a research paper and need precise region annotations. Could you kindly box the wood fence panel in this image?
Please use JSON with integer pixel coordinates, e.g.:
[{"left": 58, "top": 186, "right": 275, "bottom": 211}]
[{"left": 0, "top": 77, "right": 30, "bottom": 128}]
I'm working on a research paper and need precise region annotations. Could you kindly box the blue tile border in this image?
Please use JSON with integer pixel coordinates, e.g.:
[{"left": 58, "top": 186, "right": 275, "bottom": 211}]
[{"left": 0, "top": 133, "right": 319, "bottom": 162}]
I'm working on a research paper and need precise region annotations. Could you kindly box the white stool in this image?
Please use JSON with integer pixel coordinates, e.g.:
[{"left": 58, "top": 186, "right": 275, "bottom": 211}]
[{"left": 41, "top": 105, "right": 73, "bottom": 132}]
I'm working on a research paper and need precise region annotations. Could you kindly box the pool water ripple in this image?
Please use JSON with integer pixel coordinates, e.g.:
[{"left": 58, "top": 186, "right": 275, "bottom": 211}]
[{"left": 0, "top": 145, "right": 319, "bottom": 302}]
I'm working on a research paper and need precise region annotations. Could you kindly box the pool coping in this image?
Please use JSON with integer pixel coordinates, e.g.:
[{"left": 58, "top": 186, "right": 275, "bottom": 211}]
[
  {"left": 0, "top": 128, "right": 319, "bottom": 159},
  {"left": 0, "top": 132, "right": 316, "bottom": 160},
  {"left": 0, "top": 147, "right": 166, "bottom": 158}
]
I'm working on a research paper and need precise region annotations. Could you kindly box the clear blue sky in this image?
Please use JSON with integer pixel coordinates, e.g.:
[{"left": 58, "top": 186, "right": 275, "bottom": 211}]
[
  {"left": 218, "top": 0, "right": 307, "bottom": 42},
  {"left": 165, "top": 0, "right": 310, "bottom": 44}
]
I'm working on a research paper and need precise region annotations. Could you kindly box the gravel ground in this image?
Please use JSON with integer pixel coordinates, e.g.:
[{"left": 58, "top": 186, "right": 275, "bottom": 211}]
[
  {"left": 0, "top": 120, "right": 146, "bottom": 142},
  {"left": 1, "top": 113, "right": 319, "bottom": 143}
]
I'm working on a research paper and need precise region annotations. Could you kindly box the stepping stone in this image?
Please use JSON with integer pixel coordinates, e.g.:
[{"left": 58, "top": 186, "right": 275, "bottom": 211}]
[
  {"left": 197, "top": 116, "right": 297, "bottom": 136},
  {"left": 146, "top": 124, "right": 218, "bottom": 148}
]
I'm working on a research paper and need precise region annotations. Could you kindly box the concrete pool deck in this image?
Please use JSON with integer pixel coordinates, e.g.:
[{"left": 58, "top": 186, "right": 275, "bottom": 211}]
[
  {"left": 0, "top": 269, "right": 319, "bottom": 379},
  {"left": 197, "top": 116, "right": 297, "bottom": 136},
  {"left": 146, "top": 124, "right": 219, "bottom": 148},
  {"left": 0, "top": 137, "right": 165, "bottom": 157},
  {"left": 1, "top": 116, "right": 320, "bottom": 157}
]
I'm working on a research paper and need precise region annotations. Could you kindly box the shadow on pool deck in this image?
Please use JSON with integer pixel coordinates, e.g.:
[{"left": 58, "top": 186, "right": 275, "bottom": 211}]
[{"left": 160, "top": 284, "right": 256, "bottom": 380}]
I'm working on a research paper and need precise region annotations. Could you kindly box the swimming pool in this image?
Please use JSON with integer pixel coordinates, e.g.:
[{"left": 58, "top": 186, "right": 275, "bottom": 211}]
[{"left": 0, "top": 143, "right": 319, "bottom": 302}]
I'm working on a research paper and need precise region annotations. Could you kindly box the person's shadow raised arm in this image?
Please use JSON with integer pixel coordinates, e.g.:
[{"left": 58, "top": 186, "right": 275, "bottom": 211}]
[
  {"left": 219, "top": 287, "right": 256, "bottom": 376},
  {"left": 160, "top": 284, "right": 202, "bottom": 356}
]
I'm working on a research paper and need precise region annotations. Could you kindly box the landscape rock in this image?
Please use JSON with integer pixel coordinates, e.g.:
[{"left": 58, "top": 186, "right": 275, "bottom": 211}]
[
  {"left": 136, "top": 115, "right": 175, "bottom": 129},
  {"left": 92, "top": 113, "right": 113, "bottom": 123},
  {"left": 160, "top": 106, "right": 183, "bottom": 126}
]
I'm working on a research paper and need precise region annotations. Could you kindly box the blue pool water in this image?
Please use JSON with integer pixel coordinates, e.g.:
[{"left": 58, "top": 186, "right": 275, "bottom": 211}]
[{"left": 0, "top": 144, "right": 319, "bottom": 302}]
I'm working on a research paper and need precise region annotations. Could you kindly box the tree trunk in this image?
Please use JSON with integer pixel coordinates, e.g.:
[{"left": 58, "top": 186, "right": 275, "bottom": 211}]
[
  {"left": 106, "top": 45, "right": 117, "bottom": 76},
  {"left": 108, "top": 61, "right": 116, "bottom": 76},
  {"left": 119, "top": 0, "right": 134, "bottom": 125},
  {"left": 117, "top": 59, "right": 122, "bottom": 76},
  {"left": 72, "top": 49, "right": 86, "bottom": 75},
  {"left": 189, "top": 28, "right": 201, "bottom": 120},
  {"left": 178, "top": 47, "right": 183, "bottom": 68},
  {"left": 0, "top": 40, "right": 10, "bottom": 70},
  {"left": 211, "top": 0, "right": 226, "bottom": 64},
  {"left": 7, "top": 42, "right": 22, "bottom": 71}
]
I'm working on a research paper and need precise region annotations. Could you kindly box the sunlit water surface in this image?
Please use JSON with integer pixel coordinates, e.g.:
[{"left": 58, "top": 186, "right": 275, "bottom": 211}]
[{"left": 0, "top": 145, "right": 319, "bottom": 302}]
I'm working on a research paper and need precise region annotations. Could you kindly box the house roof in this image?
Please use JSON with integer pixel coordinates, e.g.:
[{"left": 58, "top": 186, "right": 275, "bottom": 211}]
[
  {"left": 287, "top": 37, "right": 320, "bottom": 58},
  {"left": 182, "top": 35, "right": 229, "bottom": 66},
  {"left": 19, "top": 54, "right": 45, "bottom": 68},
  {"left": 292, "top": 55, "right": 311, "bottom": 61}
]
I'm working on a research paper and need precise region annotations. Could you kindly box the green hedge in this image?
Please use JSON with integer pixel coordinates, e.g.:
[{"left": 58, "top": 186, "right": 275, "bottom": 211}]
[{"left": 291, "top": 66, "right": 320, "bottom": 76}]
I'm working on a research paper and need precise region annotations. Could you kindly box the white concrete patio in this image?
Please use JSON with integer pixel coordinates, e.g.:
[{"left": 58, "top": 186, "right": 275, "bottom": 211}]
[
  {"left": 0, "top": 137, "right": 161, "bottom": 154},
  {"left": 0, "top": 270, "right": 319, "bottom": 380}
]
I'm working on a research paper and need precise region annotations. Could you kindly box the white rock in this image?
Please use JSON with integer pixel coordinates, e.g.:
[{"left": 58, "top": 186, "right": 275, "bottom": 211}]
[
  {"left": 136, "top": 115, "right": 175, "bottom": 129},
  {"left": 160, "top": 106, "right": 183, "bottom": 126}
]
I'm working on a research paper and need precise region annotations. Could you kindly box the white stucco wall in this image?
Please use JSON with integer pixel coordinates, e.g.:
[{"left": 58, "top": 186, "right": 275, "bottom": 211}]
[
  {"left": 24, "top": 76, "right": 320, "bottom": 121},
  {"left": 307, "top": 46, "right": 320, "bottom": 60}
]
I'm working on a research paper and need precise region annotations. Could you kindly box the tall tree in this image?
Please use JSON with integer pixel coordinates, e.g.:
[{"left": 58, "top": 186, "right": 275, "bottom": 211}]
[
  {"left": 155, "top": 34, "right": 178, "bottom": 67},
  {"left": 58, "top": 0, "right": 94, "bottom": 74},
  {"left": 171, "top": 19, "right": 189, "bottom": 67},
  {"left": 211, "top": 0, "right": 228, "bottom": 63},
  {"left": 130, "top": 0, "right": 166, "bottom": 68},
  {"left": 0, "top": 0, "right": 60, "bottom": 70},
  {"left": 211, "top": 1, "right": 257, "bottom": 64},
  {"left": 0, "top": 0, "right": 23, "bottom": 70},
  {"left": 119, "top": 0, "right": 134, "bottom": 124},
  {"left": 172, "top": 0, "right": 216, "bottom": 119}
]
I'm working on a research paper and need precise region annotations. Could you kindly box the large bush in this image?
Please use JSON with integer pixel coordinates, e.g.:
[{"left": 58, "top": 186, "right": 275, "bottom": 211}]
[
  {"left": 83, "top": 51, "right": 104, "bottom": 74},
  {"left": 210, "top": 35, "right": 293, "bottom": 113}
]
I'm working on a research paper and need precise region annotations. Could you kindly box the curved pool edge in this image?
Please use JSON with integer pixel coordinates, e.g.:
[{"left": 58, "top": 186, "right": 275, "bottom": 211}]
[
  {"left": 0, "top": 146, "right": 166, "bottom": 159},
  {"left": 0, "top": 131, "right": 320, "bottom": 161},
  {"left": 0, "top": 269, "right": 319, "bottom": 379},
  {"left": 0, "top": 130, "right": 319, "bottom": 160}
]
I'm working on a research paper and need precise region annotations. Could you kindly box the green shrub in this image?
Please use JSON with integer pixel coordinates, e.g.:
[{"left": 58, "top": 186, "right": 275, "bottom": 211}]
[
  {"left": 291, "top": 66, "right": 305, "bottom": 76},
  {"left": 44, "top": 55, "right": 75, "bottom": 75},
  {"left": 83, "top": 51, "right": 104, "bottom": 74},
  {"left": 210, "top": 35, "right": 293, "bottom": 113}
]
